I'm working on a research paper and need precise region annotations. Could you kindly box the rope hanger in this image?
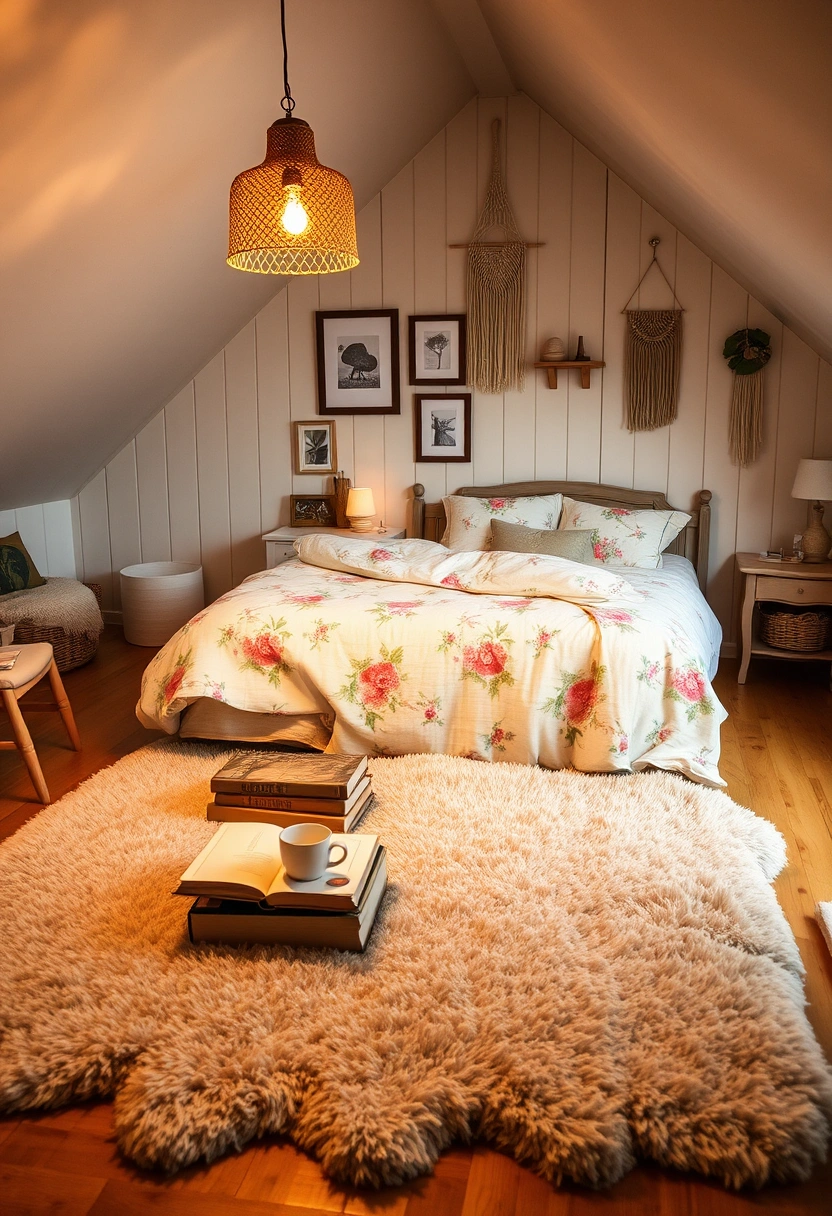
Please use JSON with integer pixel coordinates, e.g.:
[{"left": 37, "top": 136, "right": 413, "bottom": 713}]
[{"left": 621, "top": 237, "right": 684, "bottom": 312}]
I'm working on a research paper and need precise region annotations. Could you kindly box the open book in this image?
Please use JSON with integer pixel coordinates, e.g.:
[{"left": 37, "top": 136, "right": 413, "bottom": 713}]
[
  {"left": 175, "top": 821, "right": 379, "bottom": 911},
  {"left": 0, "top": 649, "right": 20, "bottom": 671}
]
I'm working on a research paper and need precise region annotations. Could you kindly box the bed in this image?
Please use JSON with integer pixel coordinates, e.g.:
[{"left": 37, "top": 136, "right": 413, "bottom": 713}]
[{"left": 137, "top": 481, "right": 726, "bottom": 786}]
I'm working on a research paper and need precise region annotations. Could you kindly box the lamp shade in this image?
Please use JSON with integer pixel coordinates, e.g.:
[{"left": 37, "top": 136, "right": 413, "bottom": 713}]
[
  {"left": 791, "top": 458, "right": 832, "bottom": 501},
  {"left": 228, "top": 117, "right": 359, "bottom": 276},
  {"left": 346, "top": 487, "right": 375, "bottom": 518}
]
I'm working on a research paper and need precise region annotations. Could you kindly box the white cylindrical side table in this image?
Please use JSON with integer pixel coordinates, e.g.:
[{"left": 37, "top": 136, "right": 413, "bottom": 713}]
[{"left": 120, "top": 562, "right": 204, "bottom": 647}]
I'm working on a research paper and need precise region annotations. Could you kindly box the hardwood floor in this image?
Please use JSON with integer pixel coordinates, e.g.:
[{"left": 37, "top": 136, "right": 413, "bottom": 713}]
[{"left": 1, "top": 629, "right": 831, "bottom": 1215}]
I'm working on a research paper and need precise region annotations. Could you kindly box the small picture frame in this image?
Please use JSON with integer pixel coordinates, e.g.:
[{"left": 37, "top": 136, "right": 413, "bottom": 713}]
[
  {"left": 290, "top": 495, "right": 337, "bottom": 527},
  {"left": 294, "top": 420, "right": 337, "bottom": 475},
  {"left": 415, "top": 394, "right": 472, "bottom": 463},
  {"left": 315, "top": 309, "right": 400, "bottom": 415},
  {"left": 408, "top": 315, "right": 467, "bottom": 386}
]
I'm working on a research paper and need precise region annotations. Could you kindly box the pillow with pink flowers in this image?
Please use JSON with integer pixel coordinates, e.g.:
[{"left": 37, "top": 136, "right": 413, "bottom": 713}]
[
  {"left": 441, "top": 492, "right": 563, "bottom": 552},
  {"left": 558, "top": 496, "right": 690, "bottom": 569}
]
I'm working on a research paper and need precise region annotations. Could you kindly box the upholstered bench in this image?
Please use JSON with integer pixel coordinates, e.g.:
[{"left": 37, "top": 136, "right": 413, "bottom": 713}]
[{"left": 0, "top": 578, "right": 104, "bottom": 672}]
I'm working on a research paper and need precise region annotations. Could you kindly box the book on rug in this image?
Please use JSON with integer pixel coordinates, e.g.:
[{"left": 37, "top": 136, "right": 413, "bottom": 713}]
[
  {"left": 211, "top": 774, "right": 372, "bottom": 815},
  {"left": 211, "top": 752, "right": 368, "bottom": 800},
  {"left": 207, "top": 789, "right": 375, "bottom": 834},
  {"left": 175, "top": 821, "right": 379, "bottom": 910},
  {"left": 0, "top": 649, "right": 20, "bottom": 670},
  {"left": 187, "top": 848, "right": 388, "bottom": 951}
]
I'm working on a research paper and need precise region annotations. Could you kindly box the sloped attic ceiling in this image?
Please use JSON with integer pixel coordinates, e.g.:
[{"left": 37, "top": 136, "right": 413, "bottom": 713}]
[
  {"left": 477, "top": 0, "right": 832, "bottom": 364},
  {"left": 0, "top": 0, "right": 473, "bottom": 509}
]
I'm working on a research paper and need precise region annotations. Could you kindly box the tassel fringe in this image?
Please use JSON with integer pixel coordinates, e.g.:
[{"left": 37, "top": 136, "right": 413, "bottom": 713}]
[
  {"left": 729, "top": 369, "right": 764, "bottom": 466},
  {"left": 624, "top": 309, "right": 683, "bottom": 431}
]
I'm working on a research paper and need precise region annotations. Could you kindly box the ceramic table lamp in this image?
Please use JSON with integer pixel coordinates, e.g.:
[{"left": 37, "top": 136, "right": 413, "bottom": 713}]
[
  {"left": 791, "top": 458, "right": 832, "bottom": 562},
  {"left": 346, "top": 487, "right": 376, "bottom": 532}
]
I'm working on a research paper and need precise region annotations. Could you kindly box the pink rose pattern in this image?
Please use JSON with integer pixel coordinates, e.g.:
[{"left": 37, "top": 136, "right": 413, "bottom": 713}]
[
  {"left": 481, "top": 720, "right": 516, "bottom": 754},
  {"left": 339, "top": 644, "right": 407, "bottom": 730},
  {"left": 542, "top": 662, "right": 607, "bottom": 746},
  {"left": 218, "top": 612, "right": 293, "bottom": 688},
  {"left": 154, "top": 646, "right": 193, "bottom": 713}
]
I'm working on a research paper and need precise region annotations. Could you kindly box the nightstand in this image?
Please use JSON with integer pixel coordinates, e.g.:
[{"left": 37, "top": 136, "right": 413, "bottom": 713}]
[
  {"left": 735, "top": 552, "right": 832, "bottom": 685},
  {"left": 261, "top": 525, "right": 406, "bottom": 569}
]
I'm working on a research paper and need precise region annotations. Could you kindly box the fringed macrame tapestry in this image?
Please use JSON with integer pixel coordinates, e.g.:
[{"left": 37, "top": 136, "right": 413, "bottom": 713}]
[
  {"left": 724, "top": 328, "right": 771, "bottom": 466},
  {"left": 466, "top": 120, "right": 526, "bottom": 393},
  {"left": 622, "top": 240, "right": 684, "bottom": 432}
]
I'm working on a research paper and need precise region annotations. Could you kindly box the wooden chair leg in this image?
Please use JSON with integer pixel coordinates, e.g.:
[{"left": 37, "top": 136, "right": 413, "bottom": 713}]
[
  {"left": 2, "top": 688, "right": 51, "bottom": 804},
  {"left": 47, "top": 660, "right": 81, "bottom": 751}
]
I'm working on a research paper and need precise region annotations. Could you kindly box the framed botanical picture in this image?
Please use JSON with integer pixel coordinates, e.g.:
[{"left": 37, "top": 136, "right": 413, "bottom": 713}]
[
  {"left": 408, "top": 314, "right": 467, "bottom": 386},
  {"left": 290, "top": 494, "right": 337, "bottom": 527},
  {"left": 315, "top": 309, "right": 400, "bottom": 415},
  {"left": 294, "top": 420, "right": 337, "bottom": 475},
  {"left": 414, "top": 394, "right": 472, "bottom": 463}
]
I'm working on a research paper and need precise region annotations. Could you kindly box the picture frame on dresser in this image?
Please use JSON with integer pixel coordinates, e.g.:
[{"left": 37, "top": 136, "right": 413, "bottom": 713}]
[
  {"left": 414, "top": 394, "right": 472, "bottom": 463},
  {"left": 408, "top": 315, "right": 467, "bottom": 386},
  {"left": 289, "top": 495, "right": 337, "bottom": 527},
  {"left": 315, "top": 309, "right": 400, "bottom": 415}
]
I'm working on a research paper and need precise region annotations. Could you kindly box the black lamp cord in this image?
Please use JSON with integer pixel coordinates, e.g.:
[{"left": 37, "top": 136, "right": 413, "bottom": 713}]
[{"left": 279, "top": 0, "right": 295, "bottom": 116}]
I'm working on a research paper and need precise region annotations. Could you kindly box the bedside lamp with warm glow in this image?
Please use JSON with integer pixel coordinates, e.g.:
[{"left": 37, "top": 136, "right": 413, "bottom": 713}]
[
  {"left": 791, "top": 458, "right": 832, "bottom": 562},
  {"left": 346, "top": 487, "right": 376, "bottom": 533}
]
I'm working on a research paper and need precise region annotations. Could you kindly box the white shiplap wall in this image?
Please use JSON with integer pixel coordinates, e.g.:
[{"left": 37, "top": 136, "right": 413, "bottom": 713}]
[
  {"left": 73, "top": 96, "right": 832, "bottom": 647},
  {"left": 0, "top": 500, "right": 77, "bottom": 579}
]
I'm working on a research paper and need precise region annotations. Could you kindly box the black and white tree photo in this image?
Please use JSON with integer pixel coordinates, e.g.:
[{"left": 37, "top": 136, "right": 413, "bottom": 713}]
[
  {"left": 337, "top": 336, "right": 380, "bottom": 389},
  {"left": 423, "top": 329, "right": 451, "bottom": 370}
]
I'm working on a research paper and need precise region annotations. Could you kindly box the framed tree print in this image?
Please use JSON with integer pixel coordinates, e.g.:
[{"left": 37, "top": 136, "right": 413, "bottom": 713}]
[
  {"left": 315, "top": 309, "right": 400, "bottom": 414},
  {"left": 415, "top": 394, "right": 472, "bottom": 463},
  {"left": 408, "top": 314, "right": 467, "bottom": 386}
]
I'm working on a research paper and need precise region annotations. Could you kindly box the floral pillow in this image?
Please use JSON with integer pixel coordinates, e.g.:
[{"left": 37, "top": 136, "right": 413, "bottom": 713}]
[
  {"left": 441, "top": 493, "right": 563, "bottom": 552},
  {"left": 558, "top": 496, "right": 690, "bottom": 569}
]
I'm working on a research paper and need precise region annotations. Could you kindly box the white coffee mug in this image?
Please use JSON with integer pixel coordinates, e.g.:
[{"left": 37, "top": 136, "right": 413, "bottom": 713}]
[{"left": 279, "top": 823, "right": 348, "bottom": 882}]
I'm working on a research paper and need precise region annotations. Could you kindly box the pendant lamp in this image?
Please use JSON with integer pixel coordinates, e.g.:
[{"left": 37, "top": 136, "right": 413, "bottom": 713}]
[{"left": 227, "top": 0, "right": 359, "bottom": 275}]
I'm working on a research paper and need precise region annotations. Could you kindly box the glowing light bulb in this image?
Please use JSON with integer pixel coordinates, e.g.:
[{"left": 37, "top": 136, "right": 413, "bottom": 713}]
[{"left": 281, "top": 186, "right": 309, "bottom": 236}]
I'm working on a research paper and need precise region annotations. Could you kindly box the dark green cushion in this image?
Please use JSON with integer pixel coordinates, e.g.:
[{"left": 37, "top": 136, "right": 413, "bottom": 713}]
[
  {"left": 490, "top": 519, "right": 596, "bottom": 562},
  {"left": 0, "top": 531, "right": 46, "bottom": 595}
]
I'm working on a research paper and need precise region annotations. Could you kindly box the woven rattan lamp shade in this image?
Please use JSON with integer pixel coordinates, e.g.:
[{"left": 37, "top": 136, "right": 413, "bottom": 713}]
[{"left": 228, "top": 117, "right": 358, "bottom": 276}]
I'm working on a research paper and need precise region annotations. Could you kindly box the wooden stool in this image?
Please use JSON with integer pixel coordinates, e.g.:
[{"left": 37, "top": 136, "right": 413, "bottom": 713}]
[{"left": 0, "top": 642, "right": 81, "bottom": 803}]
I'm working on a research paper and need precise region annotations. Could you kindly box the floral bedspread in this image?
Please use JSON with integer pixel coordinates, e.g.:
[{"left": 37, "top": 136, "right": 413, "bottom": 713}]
[{"left": 137, "top": 538, "right": 726, "bottom": 786}]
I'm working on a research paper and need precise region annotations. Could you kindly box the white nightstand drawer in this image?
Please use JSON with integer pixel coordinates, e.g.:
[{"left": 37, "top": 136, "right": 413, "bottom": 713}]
[
  {"left": 265, "top": 542, "right": 298, "bottom": 569},
  {"left": 756, "top": 576, "right": 832, "bottom": 605}
]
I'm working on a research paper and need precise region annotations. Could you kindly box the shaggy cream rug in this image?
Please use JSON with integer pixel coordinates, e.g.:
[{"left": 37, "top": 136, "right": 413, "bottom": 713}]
[{"left": 1, "top": 743, "right": 831, "bottom": 1190}]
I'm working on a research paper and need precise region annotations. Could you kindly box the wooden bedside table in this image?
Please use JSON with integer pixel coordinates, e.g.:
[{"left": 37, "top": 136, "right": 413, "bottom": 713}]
[
  {"left": 735, "top": 552, "right": 832, "bottom": 685},
  {"left": 261, "top": 525, "right": 406, "bottom": 569}
]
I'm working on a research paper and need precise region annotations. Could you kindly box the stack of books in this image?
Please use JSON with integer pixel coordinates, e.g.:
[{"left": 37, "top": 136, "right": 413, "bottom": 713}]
[
  {"left": 176, "top": 820, "right": 387, "bottom": 951},
  {"left": 207, "top": 752, "right": 372, "bottom": 833}
]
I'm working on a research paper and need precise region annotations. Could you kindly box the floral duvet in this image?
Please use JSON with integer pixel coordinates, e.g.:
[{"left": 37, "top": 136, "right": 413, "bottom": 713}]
[{"left": 137, "top": 536, "right": 726, "bottom": 786}]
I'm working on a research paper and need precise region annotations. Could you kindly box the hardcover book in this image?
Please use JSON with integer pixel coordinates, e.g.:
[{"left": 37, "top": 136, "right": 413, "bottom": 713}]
[
  {"left": 211, "top": 752, "right": 368, "bottom": 800},
  {"left": 175, "top": 820, "right": 379, "bottom": 910},
  {"left": 212, "top": 774, "right": 371, "bottom": 814},
  {"left": 187, "top": 850, "right": 387, "bottom": 951},
  {"left": 207, "top": 788, "right": 374, "bottom": 835}
]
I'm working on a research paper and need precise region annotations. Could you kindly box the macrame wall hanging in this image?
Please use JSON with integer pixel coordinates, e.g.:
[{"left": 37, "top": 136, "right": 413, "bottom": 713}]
[
  {"left": 458, "top": 120, "right": 536, "bottom": 394},
  {"left": 622, "top": 237, "right": 684, "bottom": 431},
  {"left": 723, "top": 328, "right": 771, "bottom": 466}
]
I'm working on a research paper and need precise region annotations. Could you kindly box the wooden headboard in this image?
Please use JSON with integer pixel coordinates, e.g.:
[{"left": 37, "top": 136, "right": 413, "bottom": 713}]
[{"left": 411, "top": 480, "right": 712, "bottom": 590}]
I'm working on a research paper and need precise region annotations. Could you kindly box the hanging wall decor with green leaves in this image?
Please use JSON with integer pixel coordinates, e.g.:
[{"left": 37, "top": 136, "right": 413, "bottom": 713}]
[{"left": 723, "top": 328, "right": 772, "bottom": 466}]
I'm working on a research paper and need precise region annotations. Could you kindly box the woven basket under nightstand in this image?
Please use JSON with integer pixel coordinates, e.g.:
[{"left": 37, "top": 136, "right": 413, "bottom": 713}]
[{"left": 759, "top": 602, "right": 832, "bottom": 653}]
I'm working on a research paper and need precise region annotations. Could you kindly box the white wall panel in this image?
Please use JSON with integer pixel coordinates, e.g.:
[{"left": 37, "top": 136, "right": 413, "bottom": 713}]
[
  {"left": 72, "top": 95, "right": 832, "bottom": 648},
  {"left": 42, "top": 500, "right": 77, "bottom": 577},
  {"left": 136, "top": 412, "right": 171, "bottom": 563},
  {"left": 164, "top": 383, "right": 201, "bottom": 565},
  {"left": 106, "top": 442, "right": 142, "bottom": 611}
]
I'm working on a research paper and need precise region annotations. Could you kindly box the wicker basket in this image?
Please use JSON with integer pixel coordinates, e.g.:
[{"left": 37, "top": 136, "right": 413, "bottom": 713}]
[
  {"left": 759, "top": 602, "right": 832, "bottom": 653},
  {"left": 9, "top": 583, "right": 103, "bottom": 673}
]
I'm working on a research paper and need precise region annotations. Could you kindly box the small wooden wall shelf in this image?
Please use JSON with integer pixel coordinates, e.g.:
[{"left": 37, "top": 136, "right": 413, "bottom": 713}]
[{"left": 534, "top": 360, "right": 605, "bottom": 390}]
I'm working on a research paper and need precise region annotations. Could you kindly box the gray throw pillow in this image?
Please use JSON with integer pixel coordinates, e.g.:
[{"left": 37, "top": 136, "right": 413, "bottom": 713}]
[{"left": 490, "top": 519, "right": 596, "bottom": 563}]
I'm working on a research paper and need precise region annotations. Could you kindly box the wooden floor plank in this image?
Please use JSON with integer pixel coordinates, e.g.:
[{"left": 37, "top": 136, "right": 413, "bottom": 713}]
[
  {"left": 0, "top": 1161, "right": 106, "bottom": 1216},
  {"left": 1, "top": 639, "right": 831, "bottom": 1215}
]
